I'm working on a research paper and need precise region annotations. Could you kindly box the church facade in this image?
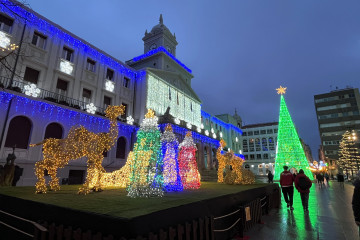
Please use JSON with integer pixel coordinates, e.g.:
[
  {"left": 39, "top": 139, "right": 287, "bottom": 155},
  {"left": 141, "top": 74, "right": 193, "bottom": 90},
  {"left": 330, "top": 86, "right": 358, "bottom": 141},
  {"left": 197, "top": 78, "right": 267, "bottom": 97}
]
[{"left": 0, "top": 1, "right": 244, "bottom": 185}]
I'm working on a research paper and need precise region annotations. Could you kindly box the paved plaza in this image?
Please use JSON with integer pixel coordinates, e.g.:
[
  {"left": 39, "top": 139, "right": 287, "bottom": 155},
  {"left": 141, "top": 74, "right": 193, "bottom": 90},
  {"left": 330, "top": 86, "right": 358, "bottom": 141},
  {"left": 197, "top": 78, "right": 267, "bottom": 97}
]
[{"left": 245, "top": 181, "right": 360, "bottom": 240}]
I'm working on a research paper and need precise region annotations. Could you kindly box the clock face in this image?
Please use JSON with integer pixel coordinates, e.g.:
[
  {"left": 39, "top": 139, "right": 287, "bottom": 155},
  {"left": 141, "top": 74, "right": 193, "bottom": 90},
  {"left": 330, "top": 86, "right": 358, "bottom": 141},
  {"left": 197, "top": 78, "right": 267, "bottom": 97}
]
[{"left": 150, "top": 43, "right": 157, "bottom": 50}]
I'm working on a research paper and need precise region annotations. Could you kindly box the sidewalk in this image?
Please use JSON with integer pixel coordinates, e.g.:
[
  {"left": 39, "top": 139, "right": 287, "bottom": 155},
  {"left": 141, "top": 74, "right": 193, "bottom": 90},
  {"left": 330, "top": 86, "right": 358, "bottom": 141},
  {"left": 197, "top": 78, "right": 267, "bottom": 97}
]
[{"left": 244, "top": 181, "right": 360, "bottom": 240}]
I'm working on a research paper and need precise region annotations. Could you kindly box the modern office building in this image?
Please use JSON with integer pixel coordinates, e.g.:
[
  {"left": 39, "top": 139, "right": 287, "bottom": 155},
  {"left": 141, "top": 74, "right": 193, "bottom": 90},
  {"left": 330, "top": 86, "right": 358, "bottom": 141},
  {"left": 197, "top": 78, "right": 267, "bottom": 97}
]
[{"left": 314, "top": 87, "right": 360, "bottom": 167}]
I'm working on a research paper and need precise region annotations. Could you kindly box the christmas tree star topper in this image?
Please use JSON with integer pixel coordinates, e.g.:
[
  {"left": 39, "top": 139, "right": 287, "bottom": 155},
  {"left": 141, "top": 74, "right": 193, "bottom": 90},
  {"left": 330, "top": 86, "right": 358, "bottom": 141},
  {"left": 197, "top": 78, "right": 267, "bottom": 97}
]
[
  {"left": 145, "top": 109, "right": 155, "bottom": 119},
  {"left": 276, "top": 86, "right": 287, "bottom": 95}
]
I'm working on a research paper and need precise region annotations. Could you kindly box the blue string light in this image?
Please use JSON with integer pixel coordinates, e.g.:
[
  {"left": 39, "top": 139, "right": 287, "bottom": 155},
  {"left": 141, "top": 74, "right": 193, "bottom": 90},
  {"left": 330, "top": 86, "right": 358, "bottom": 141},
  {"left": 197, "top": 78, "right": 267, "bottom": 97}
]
[
  {"left": 201, "top": 111, "right": 243, "bottom": 135},
  {"left": 132, "top": 46, "right": 192, "bottom": 73},
  {"left": 0, "top": 0, "right": 137, "bottom": 79},
  {"left": 0, "top": 91, "right": 136, "bottom": 134}
]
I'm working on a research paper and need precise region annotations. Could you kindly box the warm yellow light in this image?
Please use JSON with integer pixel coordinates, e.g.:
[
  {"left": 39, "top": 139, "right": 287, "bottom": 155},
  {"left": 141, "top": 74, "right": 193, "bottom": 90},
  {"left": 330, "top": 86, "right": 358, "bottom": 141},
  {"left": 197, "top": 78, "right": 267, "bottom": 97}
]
[
  {"left": 31, "top": 105, "right": 125, "bottom": 194},
  {"left": 276, "top": 86, "right": 287, "bottom": 95}
]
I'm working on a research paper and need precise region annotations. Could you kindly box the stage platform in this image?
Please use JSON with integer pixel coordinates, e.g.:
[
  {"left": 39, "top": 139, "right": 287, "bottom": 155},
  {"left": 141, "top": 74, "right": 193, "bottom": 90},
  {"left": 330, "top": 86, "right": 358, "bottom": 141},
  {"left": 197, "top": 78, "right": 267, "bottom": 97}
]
[{"left": 0, "top": 183, "right": 280, "bottom": 239}]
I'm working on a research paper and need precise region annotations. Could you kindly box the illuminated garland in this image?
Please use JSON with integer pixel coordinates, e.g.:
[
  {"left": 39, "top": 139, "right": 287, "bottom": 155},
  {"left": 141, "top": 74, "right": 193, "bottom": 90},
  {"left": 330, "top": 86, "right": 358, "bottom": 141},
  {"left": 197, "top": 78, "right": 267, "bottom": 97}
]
[
  {"left": 160, "top": 124, "right": 183, "bottom": 192},
  {"left": 127, "top": 109, "right": 164, "bottom": 197},
  {"left": 274, "top": 93, "right": 313, "bottom": 180},
  {"left": 31, "top": 105, "right": 126, "bottom": 194},
  {"left": 178, "top": 131, "right": 201, "bottom": 189}
]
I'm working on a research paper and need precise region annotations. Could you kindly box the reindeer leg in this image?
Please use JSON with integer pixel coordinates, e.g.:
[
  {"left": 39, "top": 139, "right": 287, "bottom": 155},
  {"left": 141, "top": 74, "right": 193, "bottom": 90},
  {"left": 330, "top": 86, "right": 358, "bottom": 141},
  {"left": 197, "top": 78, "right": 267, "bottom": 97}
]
[
  {"left": 78, "top": 158, "right": 97, "bottom": 195},
  {"left": 35, "top": 161, "right": 47, "bottom": 194},
  {"left": 48, "top": 167, "right": 60, "bottom": 191}
]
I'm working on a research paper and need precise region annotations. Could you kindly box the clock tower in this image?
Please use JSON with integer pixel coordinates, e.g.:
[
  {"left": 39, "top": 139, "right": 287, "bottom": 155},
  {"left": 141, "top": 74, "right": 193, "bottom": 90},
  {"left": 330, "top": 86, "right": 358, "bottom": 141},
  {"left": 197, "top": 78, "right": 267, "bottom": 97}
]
[{"left": 143, "top": 14, "right": 178, "bottom": 56}]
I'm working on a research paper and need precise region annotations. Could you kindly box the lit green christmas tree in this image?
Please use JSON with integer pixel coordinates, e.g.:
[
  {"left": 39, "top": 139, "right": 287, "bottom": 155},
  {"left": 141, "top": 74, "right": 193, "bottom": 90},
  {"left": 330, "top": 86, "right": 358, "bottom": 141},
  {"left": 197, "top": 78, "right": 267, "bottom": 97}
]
[{"left": 274, "top": 86, "right": 313, "bottom": 180}]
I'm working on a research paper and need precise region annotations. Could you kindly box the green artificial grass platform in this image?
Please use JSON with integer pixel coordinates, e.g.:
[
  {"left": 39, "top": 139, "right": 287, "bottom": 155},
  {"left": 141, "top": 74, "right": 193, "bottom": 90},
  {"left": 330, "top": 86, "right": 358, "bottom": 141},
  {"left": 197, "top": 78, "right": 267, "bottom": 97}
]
[{"left": 0, "top": 182, "right": 268, "bottom": 219}]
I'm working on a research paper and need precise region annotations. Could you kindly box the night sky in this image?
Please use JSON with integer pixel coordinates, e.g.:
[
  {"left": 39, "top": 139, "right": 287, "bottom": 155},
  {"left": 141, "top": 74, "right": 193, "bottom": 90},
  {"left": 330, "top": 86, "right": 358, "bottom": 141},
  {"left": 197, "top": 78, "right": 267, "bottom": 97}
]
[{"left": 25, "top": 0, "right": 360, "bottom": 159}]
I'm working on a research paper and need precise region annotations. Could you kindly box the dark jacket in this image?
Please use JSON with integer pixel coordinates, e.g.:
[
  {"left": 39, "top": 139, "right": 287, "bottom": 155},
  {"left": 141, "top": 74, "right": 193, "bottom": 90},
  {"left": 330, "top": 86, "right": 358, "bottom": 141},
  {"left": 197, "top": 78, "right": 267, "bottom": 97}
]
[
  {"left": 353, "top": 179, "right": 360, "bottom": 222},
  {"left": 280, "top": 170, "right": 294, "bottom": 187},
  {"left": 295, "top": 173, "right": 312, "bottom": 193}
]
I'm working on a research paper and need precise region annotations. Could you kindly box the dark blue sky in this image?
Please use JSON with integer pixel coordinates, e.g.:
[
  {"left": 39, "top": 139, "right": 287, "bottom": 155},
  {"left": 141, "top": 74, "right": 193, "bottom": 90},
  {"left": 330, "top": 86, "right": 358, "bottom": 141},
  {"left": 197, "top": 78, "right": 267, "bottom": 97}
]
[{"left": 26, "top": 0, "right": 360, "bottom": 158}]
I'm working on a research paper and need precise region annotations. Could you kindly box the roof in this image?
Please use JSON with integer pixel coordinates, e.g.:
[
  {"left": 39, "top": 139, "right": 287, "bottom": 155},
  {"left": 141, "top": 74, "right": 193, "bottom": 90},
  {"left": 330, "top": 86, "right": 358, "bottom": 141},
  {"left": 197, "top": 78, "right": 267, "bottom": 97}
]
[{"left": 242, "top": 122, "right": 278, "bottom": 129}]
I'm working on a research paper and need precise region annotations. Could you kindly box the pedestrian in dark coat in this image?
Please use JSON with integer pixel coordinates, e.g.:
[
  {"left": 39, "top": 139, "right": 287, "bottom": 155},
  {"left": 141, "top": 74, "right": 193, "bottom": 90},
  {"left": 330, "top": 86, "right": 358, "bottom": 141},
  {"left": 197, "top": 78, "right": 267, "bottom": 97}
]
[
  {"left": 353, "top": 171, "right": 360, "bottom": 226},
  {"left": 280, "top": 166, "right": 295, "bottom": 210},
  {"left": 268, "top": 171, "right": 274, "bottom": 183},
  {"left": 295, "top": 169, "right": 312, "bottom": 213}
]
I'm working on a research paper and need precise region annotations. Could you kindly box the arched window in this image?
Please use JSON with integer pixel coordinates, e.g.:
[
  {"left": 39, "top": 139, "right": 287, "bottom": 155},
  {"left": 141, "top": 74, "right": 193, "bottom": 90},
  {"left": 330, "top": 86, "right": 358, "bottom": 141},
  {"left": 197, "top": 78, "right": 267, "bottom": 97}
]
[
  {"left": 44, "top": 122, "right": 63, "bottom": 139},
  {"left": 116, "top": 137, "right": 126, "bottom": 159},
  {"left": 5, "top": 116, "right": 32, "bottom": 149}
]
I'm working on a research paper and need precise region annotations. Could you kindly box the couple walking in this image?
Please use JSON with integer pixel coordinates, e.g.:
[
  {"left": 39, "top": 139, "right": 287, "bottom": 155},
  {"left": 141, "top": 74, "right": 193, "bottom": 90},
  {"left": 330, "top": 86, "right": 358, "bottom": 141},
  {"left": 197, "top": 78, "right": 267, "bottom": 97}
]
[{"left": 280, "top": 166, "right": 312, "bottom": 212}]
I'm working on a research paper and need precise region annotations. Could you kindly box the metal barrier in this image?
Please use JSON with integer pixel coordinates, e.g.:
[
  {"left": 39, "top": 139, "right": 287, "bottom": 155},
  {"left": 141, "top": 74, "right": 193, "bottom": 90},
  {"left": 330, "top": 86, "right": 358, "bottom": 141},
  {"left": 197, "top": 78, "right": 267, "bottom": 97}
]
[{"left": 0, "top": 209, "right": 47, "bottom": 238}]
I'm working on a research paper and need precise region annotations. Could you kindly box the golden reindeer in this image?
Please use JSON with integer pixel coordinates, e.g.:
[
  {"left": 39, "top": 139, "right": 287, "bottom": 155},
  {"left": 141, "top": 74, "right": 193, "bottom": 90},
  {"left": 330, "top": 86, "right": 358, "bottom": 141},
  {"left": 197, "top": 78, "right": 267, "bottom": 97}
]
[{"left": 30, "top": 105, "right": 125, "bottom": 194}]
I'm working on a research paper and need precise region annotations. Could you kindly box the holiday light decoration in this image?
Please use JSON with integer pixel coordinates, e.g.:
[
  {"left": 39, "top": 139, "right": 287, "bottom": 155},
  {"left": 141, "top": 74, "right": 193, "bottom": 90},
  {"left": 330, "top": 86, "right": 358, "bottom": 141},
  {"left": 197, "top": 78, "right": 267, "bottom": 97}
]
[
  {"left": 213, "top": 133, "right": 217, "bottom": 139},
  {"left": 178, "top": 131, "right": 201, "bottom": 189},
  {"left": 126, "top": 115, "right": 134, "bottom": 125},
  {"left": 104, "top": 79, "right": 115, "bottom": 92},
  {"left": 174, "top": 117, "right": 180, "bottom": 125},
  {"left": 86, "top": 103, "right": 97, "bottom": 114},
  {"left": 90, "top": 151, "right": 135, "bottom": 188},
  {"left": 220, "top": 132, "right": 223, "bottom": 138},
  {"left": 0, "top": 0, "right": 136, "bottom": 79},
  {"left": 59, "top": 59, "right": 74, "bottom": 75},
  {"left": 205, "top": 130, "right": 209, "bottom": 136},
  {"left": 127, "top": 109, "right": 164, "bottom": 197},
  {"left": 0, "top": 31, "right": 10, "bottom": 49},
  {"left": 236, "top": 137, "right": 238, "bottom": 142},
  {"left": 338, "top": 130, "right": 360, "bottom": 175},
  {"left": 211, "top": 128, "right": 214, "bottom": 133},
  {"left": 197, "top": 127, "right": 201, "bottom": 133},
  {"left": 24, "top": 83, "right": 41, "bottom": 97},
  {"left": 31, "top": 105, "right": 125, "bottom": 194},
  {"left": 274, "top": 87, "right": 313, "bottom": 180},
  {"left": 161, "top": 124, "right": 183, "bottom": 191},
  {"left": 217, "top": 139, "right": 255, "bottom": 184},
  {"left": 146, "top": 74, "right": 201, "bottom": 128},
  {"left": 186, "top": 122, "right": 192, "bottom": 129},
  {"left": 201, "top": 124, "right": 204, "bottom": 129}
]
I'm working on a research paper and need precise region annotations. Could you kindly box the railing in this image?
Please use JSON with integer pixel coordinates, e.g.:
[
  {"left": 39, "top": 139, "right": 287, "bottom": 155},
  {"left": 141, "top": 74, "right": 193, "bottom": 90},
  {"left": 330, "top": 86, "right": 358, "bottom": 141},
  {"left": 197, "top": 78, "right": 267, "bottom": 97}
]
[
  {"left": 0, "top": 76, "right": 128, "bottom": 122},
  {"left": 0, "top": 209, "right": 47, "bottom": 239}
]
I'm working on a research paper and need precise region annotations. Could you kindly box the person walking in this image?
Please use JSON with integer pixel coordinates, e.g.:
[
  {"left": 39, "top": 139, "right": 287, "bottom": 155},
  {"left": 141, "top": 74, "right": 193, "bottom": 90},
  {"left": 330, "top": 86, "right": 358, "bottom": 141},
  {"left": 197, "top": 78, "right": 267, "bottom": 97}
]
[
  {"left": 352, "top": 171, "right": 360, "bottom": 227},
  {"left": 268, "top": 171, "right": 274, "bottom": 183},
  {"left": 324, "top": 172, "right": 330, "bottom": 187},
  {"left": 295, "top": 169, "right": 312, "bottom": 213},
  {"left": 280, "top": 166, "right": 295, "bottom": 210},
  {"left": 337, "top": 172, "right": 344, "bottom": 189}
]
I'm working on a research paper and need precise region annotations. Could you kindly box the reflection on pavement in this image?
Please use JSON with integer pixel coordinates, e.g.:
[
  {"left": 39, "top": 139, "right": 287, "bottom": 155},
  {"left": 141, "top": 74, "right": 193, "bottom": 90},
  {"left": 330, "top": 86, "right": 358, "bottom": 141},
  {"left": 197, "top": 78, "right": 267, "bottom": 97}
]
[{"left": 244, "top": 181, "right": 360, "bottom": 240}]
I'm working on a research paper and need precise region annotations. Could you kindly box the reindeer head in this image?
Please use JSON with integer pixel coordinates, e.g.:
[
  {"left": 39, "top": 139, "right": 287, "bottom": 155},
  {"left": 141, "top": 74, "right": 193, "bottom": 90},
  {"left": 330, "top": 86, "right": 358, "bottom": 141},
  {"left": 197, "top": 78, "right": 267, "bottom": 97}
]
[{"left": 105, "top": 105, "right": 126, "bottom": 120}]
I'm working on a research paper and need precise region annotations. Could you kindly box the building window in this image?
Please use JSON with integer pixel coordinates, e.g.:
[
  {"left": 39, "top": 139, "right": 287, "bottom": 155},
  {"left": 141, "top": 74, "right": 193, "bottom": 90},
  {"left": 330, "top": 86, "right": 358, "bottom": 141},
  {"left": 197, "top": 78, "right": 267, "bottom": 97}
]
[
  {"left": 106, "top": 68, "right": 114, "bottom": 80},
  {"left": 262, "top": 138, "right": 268, "bottom": 151},
  {"left": 123, "top": 77, "right": 130, "bottom": 88},
  {"left": 24, "top": 67, "right": 40, "bottom": 84},
  {"left": 86, "top": 58, "right": 96, "bottom": 72},
  {"left": 274, "top": 129, "right": 278, "bottom": 133},
  {"left": 5, "top": 116, "right": 32, "bottom": 149},
  {"left": 256, "top": 154, "right": 261, "bottom": 159},
  {"left": 264, "top": 153, "right": 269, "bottom": 159},
  {"left": 56, "top": 79, "right": 68, "bottom": 93},
  {"left": 103, "top": 96, "right": 111, "bottom": 108},
  {"left": 248, "top": 131, "right": 253, "bottom": 136},
  {"left": 44, "top": 123, "right": 63, "bottom": 139},
  {"left": 250, "top": 154, "right": 255, "bottom": 160},
  {"left": 255, "top": 138, "right": 261, "bottom": 151},
  {"left": 62, "top": 47, "right": 73, "bottom": 62},
  {"left": 260, "top": 130, "right": 266, "bottom": 134},
  {"left": 267, "top": 129, "right": 273, "bottom": 134},
  {"left": 0, "top": 14, "right": 13, "bottom": 33},
  {"left": 254, "top": 131, "right": 259, "bottom": 135},
  {"left": 82, "top": 88, "right": 92, "bottom": 102},
  {"left": 244, "top": 155, "right": 248, "bottom": 160},
  {"left": 269, "top": 137, "right": 275, "bottom": 150},
  {"left": 116, "top": 137, "right": 127, "bottom": 159},
  {"left": 243, "top": 132, "right": 247, "bottom": 136},
  {"left": 121, "top": 103, "right": 128, "bottom": 119},
  {"left": 31, "top": 32, "right": 47, "bottom": 49},
  {"left": 249, "top": 138, "right": 254, "bottom": 152}
]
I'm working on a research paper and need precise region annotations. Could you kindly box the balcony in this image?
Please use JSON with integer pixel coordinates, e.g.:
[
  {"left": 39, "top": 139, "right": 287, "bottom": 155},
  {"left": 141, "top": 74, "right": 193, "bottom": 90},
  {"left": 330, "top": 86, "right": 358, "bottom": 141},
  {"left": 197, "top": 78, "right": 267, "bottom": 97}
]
[
  {"left": 58, "top": 58, "right": 75, "bottom": 76},
  {"left": 0, "top": 76, "right": 129, "bottom": 121}
]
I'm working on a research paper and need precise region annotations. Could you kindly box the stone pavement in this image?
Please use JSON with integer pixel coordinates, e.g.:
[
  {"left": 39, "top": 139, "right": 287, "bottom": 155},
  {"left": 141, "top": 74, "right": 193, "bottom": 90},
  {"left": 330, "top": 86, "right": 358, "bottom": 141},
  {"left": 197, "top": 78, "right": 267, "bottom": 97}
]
[{"left": 244, "top": 181, "right": 360, "bottom": 240}]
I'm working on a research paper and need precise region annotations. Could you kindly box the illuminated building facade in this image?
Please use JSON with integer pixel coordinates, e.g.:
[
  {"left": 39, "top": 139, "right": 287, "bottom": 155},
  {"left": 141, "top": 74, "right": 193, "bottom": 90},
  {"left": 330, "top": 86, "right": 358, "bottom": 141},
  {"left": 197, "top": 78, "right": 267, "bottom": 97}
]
[{"left": 0, "top": 1, "right": 244, "bottom": 185}]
